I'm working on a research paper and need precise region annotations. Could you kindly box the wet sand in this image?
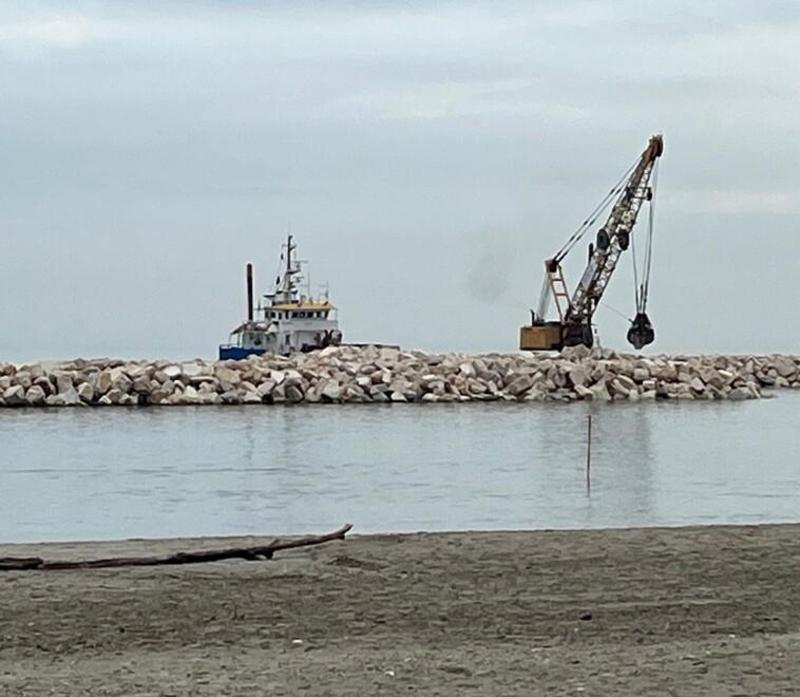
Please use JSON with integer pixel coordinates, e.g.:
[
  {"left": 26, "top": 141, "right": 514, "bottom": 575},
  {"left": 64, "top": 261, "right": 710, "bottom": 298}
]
[{"left": 1, "top": 524, "right": 799, "bottom": 695}]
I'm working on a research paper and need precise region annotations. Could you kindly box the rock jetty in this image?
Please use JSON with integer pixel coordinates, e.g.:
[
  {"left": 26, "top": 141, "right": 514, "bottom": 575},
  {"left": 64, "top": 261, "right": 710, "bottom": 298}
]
[{"left": 1, "top": 346, "right": 798, "bottom": 407}]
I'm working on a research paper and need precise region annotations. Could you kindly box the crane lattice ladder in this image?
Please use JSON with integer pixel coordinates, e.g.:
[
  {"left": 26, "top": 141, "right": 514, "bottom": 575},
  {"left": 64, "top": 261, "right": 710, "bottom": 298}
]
[{"left": 546, "top": 262, "right": 571, "bottom": 322}]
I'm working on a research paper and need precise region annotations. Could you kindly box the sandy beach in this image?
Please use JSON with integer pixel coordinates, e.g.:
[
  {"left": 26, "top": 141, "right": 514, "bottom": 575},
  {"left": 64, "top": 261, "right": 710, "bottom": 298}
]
[{"left": 1, "top": 524, "right": 799, "bottom": 695}]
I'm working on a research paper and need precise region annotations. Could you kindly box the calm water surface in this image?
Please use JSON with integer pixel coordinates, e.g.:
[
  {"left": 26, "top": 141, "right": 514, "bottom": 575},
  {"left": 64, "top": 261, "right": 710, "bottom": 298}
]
[{"left": 2, "top": 393, "right": 799, "bottom": 542}]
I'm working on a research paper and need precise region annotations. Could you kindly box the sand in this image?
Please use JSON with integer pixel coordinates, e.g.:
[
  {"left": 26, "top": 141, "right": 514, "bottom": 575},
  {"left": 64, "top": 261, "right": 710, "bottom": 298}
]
[{"left": 1, "top": 524, "right": 799, "bottom": 695}]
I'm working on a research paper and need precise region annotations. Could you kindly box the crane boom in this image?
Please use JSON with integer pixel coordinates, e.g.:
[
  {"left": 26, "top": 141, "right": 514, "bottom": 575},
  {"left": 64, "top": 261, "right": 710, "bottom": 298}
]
[
  {"left": 562, "top": 134, "right": 662, "bottom": 344},
  {"left": 520, "top": 134, "right": 664, "bottom": 352}
]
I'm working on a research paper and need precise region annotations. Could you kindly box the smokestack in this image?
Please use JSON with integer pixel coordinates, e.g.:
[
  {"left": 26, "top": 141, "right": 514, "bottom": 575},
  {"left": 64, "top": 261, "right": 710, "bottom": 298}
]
[{"left": 246, "top": 263, "right": 254, "bottom": 321}]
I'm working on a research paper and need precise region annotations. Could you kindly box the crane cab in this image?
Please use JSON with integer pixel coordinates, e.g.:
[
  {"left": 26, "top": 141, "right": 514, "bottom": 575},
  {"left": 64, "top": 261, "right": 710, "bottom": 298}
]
[{"left": 519, "top": 321, "right": 563, "bottom": 351}]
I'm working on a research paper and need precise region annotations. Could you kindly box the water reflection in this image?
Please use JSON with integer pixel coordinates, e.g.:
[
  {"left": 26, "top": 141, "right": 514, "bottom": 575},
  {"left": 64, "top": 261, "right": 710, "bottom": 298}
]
[
  {"left": 0, "top": 394, "right": 799, "bottom": 542},
  {"left": 583, "top": 403, "right": 655, "bottom": 527}
]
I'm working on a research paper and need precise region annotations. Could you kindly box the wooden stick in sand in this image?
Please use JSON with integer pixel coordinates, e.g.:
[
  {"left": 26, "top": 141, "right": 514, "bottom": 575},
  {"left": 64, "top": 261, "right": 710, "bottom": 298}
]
[
  {"left": 0, "top": 523, "right": 353, "bottom": 572},
  {"left": 586, "top": 414, "right": 592, "bottom": 492}
]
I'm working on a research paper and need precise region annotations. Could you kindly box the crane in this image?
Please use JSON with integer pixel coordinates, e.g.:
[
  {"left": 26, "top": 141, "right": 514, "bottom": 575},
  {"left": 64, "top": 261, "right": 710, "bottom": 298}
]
[{"left": 519, "top": 134, "right": 663, "bottom": 352}]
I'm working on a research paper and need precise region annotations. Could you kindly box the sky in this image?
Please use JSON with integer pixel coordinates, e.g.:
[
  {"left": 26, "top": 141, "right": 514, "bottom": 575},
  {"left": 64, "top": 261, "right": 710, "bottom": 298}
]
[{"left": 1, "top": 0, "right": 798, "bottom": 361}]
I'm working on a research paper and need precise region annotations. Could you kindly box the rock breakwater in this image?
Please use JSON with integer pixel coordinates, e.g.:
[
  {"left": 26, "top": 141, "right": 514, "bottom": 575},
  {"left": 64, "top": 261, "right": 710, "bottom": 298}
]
[{"left": 1, "top": 346, "right": 798, "bottom": 407}]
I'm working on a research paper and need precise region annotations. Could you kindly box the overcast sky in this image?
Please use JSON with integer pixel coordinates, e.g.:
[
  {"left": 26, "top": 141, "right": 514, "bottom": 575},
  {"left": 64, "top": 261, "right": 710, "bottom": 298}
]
[{"left": 1, "top": 1, "right": 798, "bottom": 360}]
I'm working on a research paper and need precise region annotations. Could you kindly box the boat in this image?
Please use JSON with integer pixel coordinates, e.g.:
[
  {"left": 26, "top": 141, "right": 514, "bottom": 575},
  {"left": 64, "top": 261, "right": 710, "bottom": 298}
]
[{"left": 218, "top": 235, "right": 342, "bottom": 360}]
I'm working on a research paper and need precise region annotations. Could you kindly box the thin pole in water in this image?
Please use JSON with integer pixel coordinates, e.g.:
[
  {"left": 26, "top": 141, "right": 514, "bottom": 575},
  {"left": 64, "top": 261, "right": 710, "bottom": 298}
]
[{"left": 586, "top": 414, "right": 592, "bottom": 492}]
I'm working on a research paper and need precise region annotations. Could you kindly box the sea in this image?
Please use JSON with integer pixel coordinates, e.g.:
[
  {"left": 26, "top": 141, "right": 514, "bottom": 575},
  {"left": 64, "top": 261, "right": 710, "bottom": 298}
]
[{"left": 2, "top": 393, "right": 799, "bottom": 543}]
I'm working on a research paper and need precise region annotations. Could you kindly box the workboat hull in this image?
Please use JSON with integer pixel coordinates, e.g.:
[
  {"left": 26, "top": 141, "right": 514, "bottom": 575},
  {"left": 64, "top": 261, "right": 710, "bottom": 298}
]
[{"left": 218, "top": 345, "right": 266, "bottom": 361}]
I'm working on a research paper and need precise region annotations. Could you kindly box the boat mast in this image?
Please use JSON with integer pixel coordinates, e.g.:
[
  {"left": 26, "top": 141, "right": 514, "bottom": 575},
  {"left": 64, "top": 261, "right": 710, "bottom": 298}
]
[
  {"left": 279, "top": 233, "right": 299, "bottom": 302},
  {"left": 285, "top": 233, "right": 293, "bottom": 288}
]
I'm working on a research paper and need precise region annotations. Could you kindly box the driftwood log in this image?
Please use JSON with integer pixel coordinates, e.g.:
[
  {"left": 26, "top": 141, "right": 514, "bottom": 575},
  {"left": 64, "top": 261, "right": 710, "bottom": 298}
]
[{"left": 0, "top": 523, "right": 352, "bottom": 571}]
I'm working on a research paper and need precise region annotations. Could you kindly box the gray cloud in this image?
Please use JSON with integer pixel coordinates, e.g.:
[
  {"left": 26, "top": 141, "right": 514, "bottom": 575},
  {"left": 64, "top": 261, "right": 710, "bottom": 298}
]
[{"left": 1, "top": 1, "right": 798, "bottom": 359}]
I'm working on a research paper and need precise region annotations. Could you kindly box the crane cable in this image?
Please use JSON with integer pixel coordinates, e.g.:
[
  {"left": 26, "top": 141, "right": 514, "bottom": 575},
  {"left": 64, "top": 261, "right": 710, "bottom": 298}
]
[
  {"left": 631, "top": 160, "right": 658, "bottom": 314},
  {"left": 641, "top": 160, "right": 658, "bottom": 309},
  {"left": 553, "top": 159, "right": 639, "bottom": 263}
]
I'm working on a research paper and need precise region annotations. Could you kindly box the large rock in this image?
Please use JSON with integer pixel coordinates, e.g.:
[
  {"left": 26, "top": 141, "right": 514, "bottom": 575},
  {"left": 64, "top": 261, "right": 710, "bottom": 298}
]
[
  {"left": 96, "top": 370, "right": 113, "bottom": 395},
  {"left": 689, "top": 376, "right": 706, "bottom": 393},
  {"left": 105, "top": 389, "right": 125, "bottom": 405},
  {"left": 54, "top": 372, "right": 74, "bottom": 395},
  {"left": 181, "top": 362, "right": 207, "bottom": 379},
  {"left": 14, "top": 371, "right": 33, "bottom": 389},
  {"left": 505, "top": 375, "right": 534, "bottom": 397},
  {"left": 216, "top": 367, "right": 241, "bottom": 388},
  {"left": 132, "top": 376, "right": 150, "bottom": 394},
  {"left": 369, "top": 383, "right": 390, "bottom": 397},
  {"left": 379, "top": 347, "right": 400, "bottom": 363},
  {"left": 285, "top": 384, "right": 304, "bottom": 403},
  {"left": 271, "top": 384, "right": 286, "bottom": 403},
  {"left": 610, "top": 378, "right": 631, "bottom": 397},
  {"left": 728, "top": 386, "right": 751, "bottom": 401},
  {"left": 3, "top": 385, "right": 26, "bottom": 406},
  {"left": 561, "top": 344, "right": 591, "bottom": 360},
  {"left": 25, "top": 385, "right": 47, "bottom": 405},
  {"left": 459, "top": 362, "right": 476, "bottom": 378},
  {"left": 774, "top": 356, "right": 796, "bottom": 379},
  {"left": 242, "top": 389, "right": 263, "bottom": 405},
  {"left": 111, "top": 372, "right": 133, "bottom": 394},
  {"left": 62, "top": 386, "right": 81, "bottom": 406},
  {"left": 568, "top": 365, "right": 589, "bottom": 388},
  {"left": 257, "top": 379, "right": 276, "bottom": 398},
  {"left": 77, "top": 382, "right": 95, "bottom": 403},
  {"left": 322, "top": 380, "right": 343, "bottom": 402},
  {"left": 163, "top": 365, "right": 182, "bottom": 380},
  {"left": 589, "top": 380, "right": 611, "bottom": 402},
  {"left": 615, "top": 374, "right": 637, "bottom": 392}
]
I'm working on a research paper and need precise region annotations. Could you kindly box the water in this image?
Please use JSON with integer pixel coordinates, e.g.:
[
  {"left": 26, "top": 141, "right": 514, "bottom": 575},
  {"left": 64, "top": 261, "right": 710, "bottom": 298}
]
[{"left": 2, "top": 393, "right": 799, "bottom": 543}]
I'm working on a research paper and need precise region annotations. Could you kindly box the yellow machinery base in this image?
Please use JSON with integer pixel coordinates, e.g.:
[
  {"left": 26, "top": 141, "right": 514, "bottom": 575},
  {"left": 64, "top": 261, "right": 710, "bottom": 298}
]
[{"left": 519, "top": 323, "right": 563, "bottom": 351}]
